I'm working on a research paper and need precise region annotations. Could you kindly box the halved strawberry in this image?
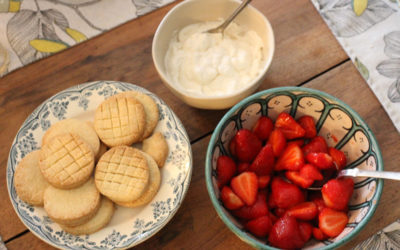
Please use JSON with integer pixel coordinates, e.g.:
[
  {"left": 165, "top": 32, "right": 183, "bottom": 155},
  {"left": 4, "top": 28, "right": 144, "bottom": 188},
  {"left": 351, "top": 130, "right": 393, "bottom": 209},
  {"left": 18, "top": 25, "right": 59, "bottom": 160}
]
[
  {"left": 287, "top": 202, "right": 318, "bottom": 221},
  {"left": 299, "top": 222, "right": 313, "bottom": 242},
  {"left": 245, "top": 215, "right": 273, "bottom": 237},
  {"left": 270, "top": 177, "right": 305, "bottom": 209},
  {"left": 275, "top": 144, "right": 305, "bottom": 171},
  {"left": 313, "top": 227, "right": 328, "bottom": 241},
  {"left": 267, "top": 129, "right": 287, "bottom": 157},
  {"left": 275, "top": 112, "right": 306, "bottom": 139},
  {"left": 285, "top": 171, "right": 314, "bottom": 189},
  {"left": 221, "top": 186, "right": 244, "bottom": 210},
  {"left": 252, "top": 116, "right": 274, "bottom": 141},
  {"left": 310, "top": 196, "right": 326, "bottom": 213},
  {"left": 306, "top": 152, "right": 334, "bottom": 170},
  {"left": 233, "top": 193, "right": 269, "bottom": 220},
  {"left": 233, "top": 129, "right": 262, "bottom": 162},
  {"left": 258, "top": 175, "right": 271, "bottom": 189},
  {"left": 268, "top": 215, "right": 306, "bottom": 249},
  {"left": 231, "top": 172, "right": 258, "bottom": 206},
  {"left": 319, "top": 208, "right": 349, "bottom": 237},
  {"left": 249, "top": 144, "right": 275, "bottom": 175},
  {"left": 274, "top": 207, "right": 286, "bottom": 218},
  {"left": 300, "top": 164, "right": 323, "bottom": 181},
  {"left": 269, "top": 211, "right": 279, "bottom": 224},
  {"left": 322, "top": 177, "right": 354, "bottom": 211},
  {"left": 329, "top": 147, "right": 347, "bottom": 171},
  {"left": 287, "top": 139, "right": 305, "bottom": 147},
  {"left": 302, "top": 136, "right": 328, "bottom": 155},
  {"left": 216, "top": 155, "right": 237, "bottom": 188},
  {"left": 297, "top": 115, "right": 317, "bottom": 139},
  {"left": 237, "top": 162, "right": 250, "bottom": 173}
]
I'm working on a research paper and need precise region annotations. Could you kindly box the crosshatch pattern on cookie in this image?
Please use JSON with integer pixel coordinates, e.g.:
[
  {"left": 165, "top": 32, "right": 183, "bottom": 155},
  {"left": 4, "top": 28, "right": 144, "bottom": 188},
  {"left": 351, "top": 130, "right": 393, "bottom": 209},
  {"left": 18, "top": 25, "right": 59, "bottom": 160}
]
[
  {"left": 95, "top": 146, "right": 149, "bottom": 202},
  {"left": 40, "top": 133, "right": 94, "bottom": 188},
  {"left": 95, "top": 96, "right": 145, "bottom": 146}
]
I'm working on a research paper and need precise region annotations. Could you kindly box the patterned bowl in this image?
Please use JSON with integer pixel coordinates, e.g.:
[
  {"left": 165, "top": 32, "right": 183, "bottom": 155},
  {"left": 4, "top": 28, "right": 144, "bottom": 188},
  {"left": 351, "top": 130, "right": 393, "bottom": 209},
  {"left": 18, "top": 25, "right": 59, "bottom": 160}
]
[{"left": 205, "top": 87, "right": 383, "bottom": 249}]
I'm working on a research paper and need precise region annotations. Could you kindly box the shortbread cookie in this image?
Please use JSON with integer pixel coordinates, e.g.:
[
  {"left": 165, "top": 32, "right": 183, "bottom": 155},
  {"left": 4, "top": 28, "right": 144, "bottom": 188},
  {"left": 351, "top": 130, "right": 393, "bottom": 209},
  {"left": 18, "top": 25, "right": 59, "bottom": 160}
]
[
  {"left": 116, "top": 91, "right": 159, "bottom": 140},
  {"left": 14, "top": 150, "right": 50, "bottom": 206},
  {"left": 60, "top": 196, "right": 114, "bottom": 235},
  {"left": 142, "top": 132, "right": 169, "bottom": 168},
  {"left": 116, "top": 151, "right": 161, "bottom": 207},
  {"left": 94, "top": 95, "right": 146, "bottom": 147},
  {"left": 39, "top": 133, "right": 95, "bottom": 189},
  {"left": 42, "top": 119, "right": 100, "bottom": 156},
  {"left": 44, "top": 178, "right": 101, "bottom": 226},
  {"left": 95, "top": 146, "right": 149, "bottom": 202}
]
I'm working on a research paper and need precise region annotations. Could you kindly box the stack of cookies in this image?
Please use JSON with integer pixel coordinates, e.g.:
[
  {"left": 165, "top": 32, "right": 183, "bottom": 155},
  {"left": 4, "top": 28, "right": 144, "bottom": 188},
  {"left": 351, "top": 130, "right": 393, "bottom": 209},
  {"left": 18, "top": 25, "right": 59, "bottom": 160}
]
[{"left": 13, "top": 90, "right": 169, "bottom": 235}]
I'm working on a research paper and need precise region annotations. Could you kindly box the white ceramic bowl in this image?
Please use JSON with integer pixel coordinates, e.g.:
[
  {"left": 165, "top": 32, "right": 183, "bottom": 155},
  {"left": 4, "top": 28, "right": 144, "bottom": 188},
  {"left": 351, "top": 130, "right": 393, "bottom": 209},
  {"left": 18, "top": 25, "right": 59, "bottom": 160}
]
[{"left": 152, "top": 0, "right": 275, "bottom": 110}]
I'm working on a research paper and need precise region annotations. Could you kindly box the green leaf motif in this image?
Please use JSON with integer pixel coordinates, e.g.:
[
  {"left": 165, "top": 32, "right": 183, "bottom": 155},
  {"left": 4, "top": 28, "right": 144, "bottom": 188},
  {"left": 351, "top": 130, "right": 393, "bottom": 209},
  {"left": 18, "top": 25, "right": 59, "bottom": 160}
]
[{"left": 355, "top": 57, "right": 370, "bottom": 80}]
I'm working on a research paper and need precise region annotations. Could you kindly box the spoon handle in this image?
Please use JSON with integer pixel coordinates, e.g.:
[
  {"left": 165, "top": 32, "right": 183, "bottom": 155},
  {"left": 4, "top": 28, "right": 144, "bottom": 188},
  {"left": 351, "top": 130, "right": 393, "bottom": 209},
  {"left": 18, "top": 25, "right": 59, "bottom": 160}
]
[
  {"left": 339, "top": 168, "right": 400, "bottom": 181},
  {"left": 219, "top": 0, "right": 253, "bottom": 31}
]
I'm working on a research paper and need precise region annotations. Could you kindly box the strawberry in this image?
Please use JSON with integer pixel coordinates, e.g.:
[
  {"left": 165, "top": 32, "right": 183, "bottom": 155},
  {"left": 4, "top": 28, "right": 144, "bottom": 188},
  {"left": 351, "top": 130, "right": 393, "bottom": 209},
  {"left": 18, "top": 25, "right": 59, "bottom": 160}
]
[
  {"left": 287, "top": 139, "right": 305, "bottom": 147},
  {"left": 231, "top": 172, "right": 258, "bottom": 206},
  {"left": 216, "top": 155, "right": 237, "bottom": 188},
  {"left": 312, "top": 227, "right": 328, "bottom": 241},
  {"left": 249, "top": 144, "right": 275, "bottom": 175},
  {"left": 311, "top": 196, "right": 326, "bottom": 213},
  {"left": 319, "top": 208, "right": 349, "bottom": 237},
  {"left": 287, "top": 202, "right": 318, "bottom": 221},
  {"left": 258, "top": 175, "right": 271, "bottom": 189},
  {"left": 233, "top": 129, "right": 262, "bottom": 162},
  {"left": 275, "top": 144, "right": 305, "bottom": 171},
  {"left": 299, "top": 222, "right": 313, "bottom": 242},
  {"left": 302, "top": 136, "right": 328, "bottom": 155},
  {"left": 285, "top": 171, "right": 314, "bottom": 188},
  {"left": 306, "top": 152, "right": 334, "bottom": 170},
  {"left": 233, "top": 193, "right": 269, "bottom": 220},
  {"left": 229, "top": 138, "right": 237, "bottom": 157},
  {"left": 245, "top": 215, "right": 273, "bottom": 237},
  {"left": 267, "top": 129, "right": 286, "bottom": 157},
  {"left": 297, "top": 115, "right": 317, "bottom": 138},
  {"left": 269, "top": 212, "right": 279, "bottom": 224},
  {"left": 275, "top": 112, "right": 306, "bottom": 139},
  {"left": 322, "top": 177, "right": 354, "bottom": 211},
  {"left": 237, "top": 162, "right": 250, "bottom": 173},
  {"left": 270, "top": 177, "right": 305, "bottom": 209},
  {"left": 252, "top": 116, "right": 274, "bottom": 141},
  {"left": 274, "top": 207, "right": 286, "bottom": 218},
  {"left": 329, "top": 147, "right": 347, "bottom": 171},
  {"left": 300, "top": 164, "right": 323, "bottom": 181},
  {"left": 221, "top": 186, "right": 244, "bottom": 210},
  {"left": 268, "top": 215, "right": 305, "bottom": 249}
]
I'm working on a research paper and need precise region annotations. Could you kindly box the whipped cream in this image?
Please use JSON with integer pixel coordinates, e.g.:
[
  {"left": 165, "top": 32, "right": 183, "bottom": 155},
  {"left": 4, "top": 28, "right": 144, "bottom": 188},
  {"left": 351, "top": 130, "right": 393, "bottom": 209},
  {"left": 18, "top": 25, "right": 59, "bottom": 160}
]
[{"left": 164, "top": 21, "right": 265, "bottom": 97}]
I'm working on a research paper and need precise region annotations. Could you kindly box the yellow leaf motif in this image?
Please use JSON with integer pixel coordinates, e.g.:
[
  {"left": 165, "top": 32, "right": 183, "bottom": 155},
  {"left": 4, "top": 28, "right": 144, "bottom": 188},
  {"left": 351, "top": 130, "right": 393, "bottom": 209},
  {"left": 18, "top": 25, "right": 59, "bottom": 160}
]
[
  {"left": 352, "top": 0, "right": 368, "bottom": 16},
  {"left": 65, "top": 28, "right": 87, "bottom": 42},
  {"left": 29, "top": 39, "right": 68, "bottom": 53},
  {"left": 9, "top": 0, "right": 21, "bottom": 12}
]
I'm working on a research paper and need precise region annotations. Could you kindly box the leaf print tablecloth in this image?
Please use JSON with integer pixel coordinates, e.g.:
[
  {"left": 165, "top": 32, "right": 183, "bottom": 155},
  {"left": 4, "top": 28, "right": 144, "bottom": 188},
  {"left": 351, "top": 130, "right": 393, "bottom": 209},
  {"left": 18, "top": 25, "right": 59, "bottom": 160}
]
[
  {"left": 0, "top": 0, "right": 175, "bottom": 76},
  {"left": 311, "top": 0, "right": 400, "bottom": 133}
]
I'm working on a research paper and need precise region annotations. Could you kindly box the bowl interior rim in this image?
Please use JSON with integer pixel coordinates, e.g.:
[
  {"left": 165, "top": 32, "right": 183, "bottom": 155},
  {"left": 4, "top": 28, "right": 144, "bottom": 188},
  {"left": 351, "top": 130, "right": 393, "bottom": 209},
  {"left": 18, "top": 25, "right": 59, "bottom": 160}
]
[{"left": 205, "top": 86, "right": 384, "bottom": 249}]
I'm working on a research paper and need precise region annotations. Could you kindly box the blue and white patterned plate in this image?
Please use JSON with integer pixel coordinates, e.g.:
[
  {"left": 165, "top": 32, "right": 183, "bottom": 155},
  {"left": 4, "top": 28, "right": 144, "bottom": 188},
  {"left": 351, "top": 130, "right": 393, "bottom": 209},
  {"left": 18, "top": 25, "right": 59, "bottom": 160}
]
[{"left": 6, "top": 81, "right": 193, "bottom": 249}]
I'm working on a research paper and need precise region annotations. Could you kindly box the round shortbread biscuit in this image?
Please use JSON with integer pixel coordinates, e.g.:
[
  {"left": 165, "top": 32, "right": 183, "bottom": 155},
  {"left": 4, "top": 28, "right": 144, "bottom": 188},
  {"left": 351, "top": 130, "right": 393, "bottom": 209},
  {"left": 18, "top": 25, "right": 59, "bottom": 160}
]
[
  {"left": 14, "top": 150, "right": 50, "bottom": 206},
  {"left": 142, "top": 132, "right": 169, "bottom": 168},
  {"left": 60, "top": 196, "right": 114, "bottom": 235},
  {"left": 116, "top": 91, "right": 159, "bottom": 140},
  {"left": 42, "top": 119, "right": 100, "bottom": 156},
  {"left": 94, "top": 95, "right": 146, "bottom": 147},
  {"left": 44, "top": 178, "right": 101, "bottom": 227},
  {"left": 95, "top": 146, "right": 149, "bottom": 203},
  {"left": 39, "top": 133, "right": 95, "bottom": 189},
  {"left": 116, "top": 151, "right": 161, "bottom": 207}
]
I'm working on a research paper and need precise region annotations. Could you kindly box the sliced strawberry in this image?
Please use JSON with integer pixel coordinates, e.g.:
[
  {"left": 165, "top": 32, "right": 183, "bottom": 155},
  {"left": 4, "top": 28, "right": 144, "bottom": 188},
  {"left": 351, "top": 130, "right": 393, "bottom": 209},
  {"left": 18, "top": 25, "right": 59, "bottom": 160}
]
[
  {"left": 233, "top": 129, "right": 262, "bottom": 162},
  {"left": 221, "top": 186, "right": 244, "bottom": 210},
  {"left": 252, "top": 116, "right": 274, "bottom": 141},
  {"left": 287, "top": 139, "right": 305, "bottom": 147},
  {"left": 311, "top": 196, "right": 326, "bottom": 213},
  {"left": 313, "top": 227, "right": 328, "bottom": 241},
  {"left": 275, "top": 144, "right": 305, "bottom": 171},
  {"left": 329, "top": 147, "right": 347, "bottom": 171},
  {"left": 237, "top": 162, "right": 250, "bottom": 174},
  {"left": 274, "top": 207, "right": 286, "bottom": 218},
  {"left": 232, "top": 193, "right": 268, "bottom": 220},
  {"left": 302, "top": 136, "right": 328, "bottom": 155},
  {"left": 258, "top": 175, "right": 271, "bottom": 189},
  {"left": 297, "top": 115, "right": 317, "bottom": 139},
  {"left": 229, "top": 138, "right": 237, "bottom": 157},
  {"left": 306, "top": 152, "right": 334, "bottom": 170},
  {"left": 322, "top": 177, "right": 354, "bottom": 211},
  {"left": 270, "top": 177, "right": 305, "bottom": 209},
  {"left": 285, "top": 171, "right": 314, "bottom": 189},
  {"left": 269, "top": 211, "right": 279, "bottom": 224},
  {"left": 287, "top": 202, "right": 318, "bottom": 221},
  {"left": 245, "top": 215, "right": 273, "bottom": 237},
  {"left": 319, "top": 208, "right": 348, "bottom": 237},
  {"left": 299, "top": 222, "right": 313, "bottom": 242},
  {"left": 300, "top": 164, "right": 323, "bottom": 181},
  {"left": 268, "top": 215, "right": 305, "bottom": 249},
  {"left": 216, "top": 155, "right": 237, "bottom": 188},
  {"left": 275, "top": 112, "right": 306, "bottom": 139},
  {"left": 267, "top": 129, "right": 286, "bottom": 157},
  {"left": 231, "top": 172, "right": 258, "bottom": 206},
  {"left": 249, "top": 144, "right": 275, "bottom": 175}
]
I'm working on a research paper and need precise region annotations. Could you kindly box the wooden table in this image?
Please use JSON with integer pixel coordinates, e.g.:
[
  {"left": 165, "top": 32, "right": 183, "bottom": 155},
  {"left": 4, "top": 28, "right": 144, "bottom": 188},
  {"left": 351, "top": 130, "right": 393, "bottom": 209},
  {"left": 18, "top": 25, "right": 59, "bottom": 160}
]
[{"left": 1, "top": 0, "right": 400, "bottom": 249}]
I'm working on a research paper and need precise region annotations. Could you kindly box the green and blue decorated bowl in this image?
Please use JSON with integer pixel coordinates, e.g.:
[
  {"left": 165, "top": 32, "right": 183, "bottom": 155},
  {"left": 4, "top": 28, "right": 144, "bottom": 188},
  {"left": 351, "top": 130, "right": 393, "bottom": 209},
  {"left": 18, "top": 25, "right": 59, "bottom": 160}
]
[{"left": 205, "top": 87, "right": 383, "bottom": 249}]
